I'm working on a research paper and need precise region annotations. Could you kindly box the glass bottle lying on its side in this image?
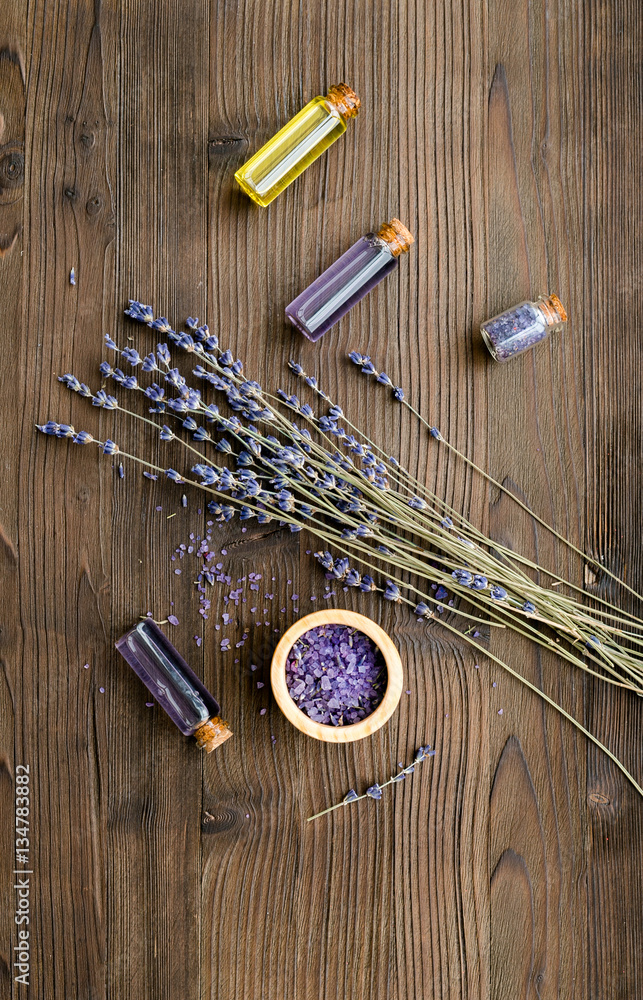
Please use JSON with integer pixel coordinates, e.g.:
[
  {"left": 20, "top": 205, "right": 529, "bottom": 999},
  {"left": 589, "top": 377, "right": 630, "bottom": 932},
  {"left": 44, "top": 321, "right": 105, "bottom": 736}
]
[
  {"left": 285, "top": 219, "right": 415, "bottom": 341},
  {"left": 235, "top": 83, "right": 360, "bottom": 207},
  {"left": 480, "top": 294, "right": 567, "bottom": 361},
  {"left": 116, "top": 619, "right": 232, "bottom": 752}
]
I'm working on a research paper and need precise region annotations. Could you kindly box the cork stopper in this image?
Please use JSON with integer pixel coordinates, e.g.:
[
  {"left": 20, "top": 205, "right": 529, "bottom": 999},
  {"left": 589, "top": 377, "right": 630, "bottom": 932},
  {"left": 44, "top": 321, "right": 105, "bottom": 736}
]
[
  {"left": 326, "top": 83, "right": 360, "bottom": 119},
  {"left": 377, "top": 218, "right": 415, "bottom": 257},
  {"left": 538, "top": 294, "right": 567, "bottom": 326},
  {"left": 194, "top": 717, "right": 233, "bottom": 753}
]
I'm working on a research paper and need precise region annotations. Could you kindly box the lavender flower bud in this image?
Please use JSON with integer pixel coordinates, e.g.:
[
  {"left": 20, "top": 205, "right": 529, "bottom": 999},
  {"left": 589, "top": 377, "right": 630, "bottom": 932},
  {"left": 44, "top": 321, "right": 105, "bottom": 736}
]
[
  {"left": 105, "top": 335, "right": 118, "bottom": 350},
  {"left": 393, "top": 387, "right": 404, "bottom": 401},
  {"left": 376, "top": 372, "right": 392, "bottom": 385},
  {"left": 343, "top": 789, "right": 359, "bottom": 802},
  {"left": 430, "top": 427, "right": 442, "bottom": 440},
  {"left": 471, "top": 575, "right": 488, "bottom": 590},
  {"left": 414, "top": 603, "right": 432, "bottom": 618},
  {"left": 37, "top": 421, "right": 59, "bottom": 435},
  {"left": 523, "top": 601, "right": 536, "bottom": 614},
  {"left": 59, "top": 373, "right": 81, "bottom": 392},
  {"left": 383, "top": 581, "right": 402, "bottom": 603},
  {"left": 150, "top": 316, "right": 172, "bottom": 333},
  {"left": 102, "top": 439, "right": 119, "bottom": 455},
  {"left": 164, "top": 468, "right": 183, "bottom": 482},
  {"left": 490, "top": 586, "right": 508, "bottom": 601},
  {"left": 160, "top": 425, "right": 174, "bottom": 441},
  {"left": 366, "top": 784, "right": 382, "bottom": 800},
  {"left": 121, "top": 347, "right": 141, "bottom": 366},
  {"left": 348, "top": 350, "right": 365, "bottom": 365},
  {"left": 157, "top": 343, "right": 171, "bottom": 365},
  {"left": 72, "top": 431, "right": 94, "bottom": 444}
]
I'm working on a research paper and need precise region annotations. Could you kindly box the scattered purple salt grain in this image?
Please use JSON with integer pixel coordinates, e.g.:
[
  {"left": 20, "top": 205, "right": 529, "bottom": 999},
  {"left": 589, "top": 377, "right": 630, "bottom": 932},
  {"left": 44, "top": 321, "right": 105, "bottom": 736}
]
[
  {"left": 99, "top": 687, "right": 105, "bottom": 693},
  {"left": 286, "top": 624, "right": 386, "bottom": 726},
  {"left": 257, "top": 681, "right": 264, "bottom": 689},
  {"left": 260, "top": 708, "right": 267, "bottom": 715},
  {"left": 492, "top": 681, "right": 497, "bottom": 687},
  {"left": 156, "top": 505, "right": 162, "bottom": 511},
  {"left": 498, "top": 709, "right": 504, "bottom": 715},
  {"left": 167, "top": 614, "right": 179, "bottom": 626},
  {"left": 145, "top": 702, "right": 154, "bottom": 707}
]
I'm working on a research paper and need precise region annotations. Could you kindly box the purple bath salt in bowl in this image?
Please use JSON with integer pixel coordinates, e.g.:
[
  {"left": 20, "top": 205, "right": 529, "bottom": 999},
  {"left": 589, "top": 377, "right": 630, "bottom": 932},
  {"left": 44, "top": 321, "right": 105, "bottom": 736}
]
[{"left": 285, "top": 624, "right": 387, "bottom": 726}]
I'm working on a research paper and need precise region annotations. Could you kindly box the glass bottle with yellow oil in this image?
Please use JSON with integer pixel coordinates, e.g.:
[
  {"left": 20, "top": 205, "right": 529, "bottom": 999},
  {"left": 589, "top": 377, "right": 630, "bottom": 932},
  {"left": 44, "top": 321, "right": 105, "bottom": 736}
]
[{"left": 234, "top": 83, "right": 360, "bottom": 207}]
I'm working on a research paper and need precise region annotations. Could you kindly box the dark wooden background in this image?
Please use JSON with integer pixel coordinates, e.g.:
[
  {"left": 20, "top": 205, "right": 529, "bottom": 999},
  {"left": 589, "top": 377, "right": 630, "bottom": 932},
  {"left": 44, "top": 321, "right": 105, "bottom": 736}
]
[{"left": 1, "top": 1, "right": 642, "bottom": 997}]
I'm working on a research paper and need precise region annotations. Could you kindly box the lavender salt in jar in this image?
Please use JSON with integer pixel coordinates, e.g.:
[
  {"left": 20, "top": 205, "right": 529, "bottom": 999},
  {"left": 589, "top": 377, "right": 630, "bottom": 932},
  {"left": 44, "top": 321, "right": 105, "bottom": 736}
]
[
  {"left": 286, "top": 624, "right": 386, "bottom": 726},
  {"left": 480, "top": 294, "right": 567, "bottom": 362}
]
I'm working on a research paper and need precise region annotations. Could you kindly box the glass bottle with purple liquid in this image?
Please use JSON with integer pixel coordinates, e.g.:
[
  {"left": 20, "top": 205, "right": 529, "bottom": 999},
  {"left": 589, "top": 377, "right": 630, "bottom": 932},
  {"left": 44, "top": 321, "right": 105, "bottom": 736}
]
[
  {"left": 285, "top": 218, "right": 414, "bottom": 341},
  {"left": 116, "top": 619, "right": 232, "bottom": 752},
  {"left": 480, "top": 294, "right": 567, "bottom": 361}
]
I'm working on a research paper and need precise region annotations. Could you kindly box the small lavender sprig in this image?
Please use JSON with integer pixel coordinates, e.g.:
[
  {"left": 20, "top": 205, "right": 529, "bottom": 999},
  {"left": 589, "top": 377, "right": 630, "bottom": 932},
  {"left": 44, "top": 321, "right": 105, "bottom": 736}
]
[{"left": 307, "top": 744, "right": 436, "bottom": 821}]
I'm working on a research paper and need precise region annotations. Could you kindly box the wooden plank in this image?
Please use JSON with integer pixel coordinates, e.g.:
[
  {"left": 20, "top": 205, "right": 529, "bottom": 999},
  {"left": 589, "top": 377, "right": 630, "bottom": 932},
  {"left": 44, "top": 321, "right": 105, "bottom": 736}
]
[
  {"left": 16, "top": 1, "right": 115, "bottom": 996},
  {"left": 582, "top": 0, "right": 643, "bottom": 996},
  {"left": 0, "top": 3, "right": 25, "bottom": 996},
  {"left": 106, "top": 2, "right": 210, "bottom": 999},
  {"left": 485, "top": 0, "right": 589, "bottom": 996}
]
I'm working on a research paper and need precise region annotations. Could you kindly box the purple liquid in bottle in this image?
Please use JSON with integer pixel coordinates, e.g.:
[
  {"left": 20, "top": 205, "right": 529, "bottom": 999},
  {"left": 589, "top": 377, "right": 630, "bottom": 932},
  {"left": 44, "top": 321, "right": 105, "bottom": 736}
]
[
  {"left": 116, "top": 619, "right": 223, "bottom": 737},
  {"left": 286, "top": 219, "right": 414, "bottom": 341}
]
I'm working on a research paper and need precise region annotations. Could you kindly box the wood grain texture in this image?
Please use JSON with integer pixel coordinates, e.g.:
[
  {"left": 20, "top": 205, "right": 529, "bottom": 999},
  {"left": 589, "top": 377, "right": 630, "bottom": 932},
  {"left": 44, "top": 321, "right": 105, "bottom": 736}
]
[{"left": 0, "top": 0, "right": 641, "bottom": 998}]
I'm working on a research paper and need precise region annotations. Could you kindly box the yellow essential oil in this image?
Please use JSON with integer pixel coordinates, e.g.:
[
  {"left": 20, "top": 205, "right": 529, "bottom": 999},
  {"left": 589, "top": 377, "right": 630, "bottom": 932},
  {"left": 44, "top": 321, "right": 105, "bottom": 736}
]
[{"left": 235, "top": 83, "right": 360, "bottom": 207}]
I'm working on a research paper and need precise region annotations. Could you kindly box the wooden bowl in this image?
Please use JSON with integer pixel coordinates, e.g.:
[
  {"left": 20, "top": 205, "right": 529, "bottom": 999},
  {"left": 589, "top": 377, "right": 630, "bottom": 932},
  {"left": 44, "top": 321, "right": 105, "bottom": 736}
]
[{"left": 270, "top": 610, "right": 404, "bottom": 743}]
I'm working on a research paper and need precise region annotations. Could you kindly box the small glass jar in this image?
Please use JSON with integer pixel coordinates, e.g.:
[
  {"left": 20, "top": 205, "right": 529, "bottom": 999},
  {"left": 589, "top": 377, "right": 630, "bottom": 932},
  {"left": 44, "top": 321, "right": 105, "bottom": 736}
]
[{"left": 480, "top": 294, "right": 567, "bottom": 361}]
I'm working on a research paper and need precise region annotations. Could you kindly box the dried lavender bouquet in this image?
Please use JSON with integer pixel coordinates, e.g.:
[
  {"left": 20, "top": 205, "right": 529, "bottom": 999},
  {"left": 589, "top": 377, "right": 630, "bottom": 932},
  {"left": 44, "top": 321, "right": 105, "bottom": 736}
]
[{"left": 37, "top": 301, "right": 643, "bottom": 796}]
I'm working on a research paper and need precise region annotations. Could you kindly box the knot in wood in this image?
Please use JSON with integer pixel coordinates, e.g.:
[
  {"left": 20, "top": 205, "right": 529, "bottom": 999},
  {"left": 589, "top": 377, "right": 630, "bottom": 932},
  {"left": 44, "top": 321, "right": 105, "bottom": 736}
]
[
  {"left": 86, "top": 195, "right": 103, "bottom": 217},
  {"left": 0, "top": 145, "right": 24, "bottom": 199},
  {"left": 208, "top": 135, "right": 247, "bottom": 159}
]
